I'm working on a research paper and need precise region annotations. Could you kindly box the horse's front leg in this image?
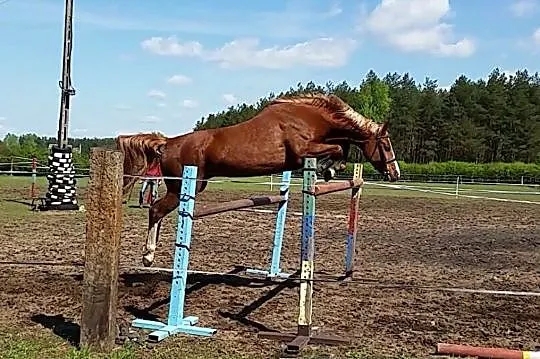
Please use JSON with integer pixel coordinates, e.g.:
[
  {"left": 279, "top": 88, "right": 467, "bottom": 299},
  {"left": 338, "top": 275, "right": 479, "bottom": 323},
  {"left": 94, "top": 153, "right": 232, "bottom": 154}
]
[
  {"left": 142, "top": 182, "right": 180, "bottom": 267},
  {"left": 316, "top": 142, "right": 350, "bottom": 181},
  {"left": 323, "top": 142, "right": 350, "bottom": 181},
  {"left": 288, "top": 141, "right": 344, "bottom": 178},
  {"left": 142, "top": 170, "right": 208, "bottom": 267}
]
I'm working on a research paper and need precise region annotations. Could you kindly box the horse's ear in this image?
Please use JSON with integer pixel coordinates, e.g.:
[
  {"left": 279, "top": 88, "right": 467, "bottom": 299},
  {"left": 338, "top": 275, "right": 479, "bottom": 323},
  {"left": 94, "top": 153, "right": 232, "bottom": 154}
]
[{"left": 380, "top": 120, "right": 389, "bottom": 134}]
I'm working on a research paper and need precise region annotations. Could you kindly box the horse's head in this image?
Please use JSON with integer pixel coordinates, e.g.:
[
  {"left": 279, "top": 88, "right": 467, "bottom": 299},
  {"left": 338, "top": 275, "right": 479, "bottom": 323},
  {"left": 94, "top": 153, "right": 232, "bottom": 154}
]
[{"left": 358, "top": 121, "right": 400, "bottom": 182}]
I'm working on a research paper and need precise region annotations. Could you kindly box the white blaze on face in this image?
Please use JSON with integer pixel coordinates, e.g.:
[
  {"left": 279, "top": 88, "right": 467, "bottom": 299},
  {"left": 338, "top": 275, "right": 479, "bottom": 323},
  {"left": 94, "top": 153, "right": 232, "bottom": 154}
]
[
  {"left": 387, "top": 147, "right": 400, "bottom": 179},
  {"left": 394, "top": 158, "right": 401, "bottom": 178}
]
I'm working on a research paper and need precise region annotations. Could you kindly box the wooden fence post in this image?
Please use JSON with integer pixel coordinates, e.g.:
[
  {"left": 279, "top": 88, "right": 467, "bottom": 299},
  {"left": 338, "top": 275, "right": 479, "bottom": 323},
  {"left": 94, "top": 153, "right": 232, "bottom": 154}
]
[{"left": 80, "top": 148, "right": 124, "bottom": 352}]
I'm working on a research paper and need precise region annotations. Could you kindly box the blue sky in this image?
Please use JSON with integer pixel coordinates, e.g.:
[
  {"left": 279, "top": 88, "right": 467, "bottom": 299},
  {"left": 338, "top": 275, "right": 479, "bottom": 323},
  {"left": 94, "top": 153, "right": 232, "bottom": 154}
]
[{"left": 0, "top": 0, "right": 539, "bottom": 139}]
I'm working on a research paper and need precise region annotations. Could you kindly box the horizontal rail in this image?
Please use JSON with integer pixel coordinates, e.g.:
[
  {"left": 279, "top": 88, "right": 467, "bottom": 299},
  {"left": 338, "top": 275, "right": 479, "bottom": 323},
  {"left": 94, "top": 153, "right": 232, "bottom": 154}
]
[
  {"left": 436, "top": 343, "right": 540, "bottom": 359},
  {"left": 194, "top": 194, "right": 286, "bottom": 218},
  {"left": 312, "top": 178, "right": 364, "bottom": 196}
]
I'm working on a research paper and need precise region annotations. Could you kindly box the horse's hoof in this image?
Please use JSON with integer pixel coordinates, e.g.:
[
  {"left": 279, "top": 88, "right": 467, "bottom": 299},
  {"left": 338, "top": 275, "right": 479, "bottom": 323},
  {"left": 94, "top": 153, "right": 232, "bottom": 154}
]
[
  {"left": 142, "top": 254, "right": 154, "bottom": 267},
  {"left": 323, "top": 168, "right": 335, "bottom": 182}
]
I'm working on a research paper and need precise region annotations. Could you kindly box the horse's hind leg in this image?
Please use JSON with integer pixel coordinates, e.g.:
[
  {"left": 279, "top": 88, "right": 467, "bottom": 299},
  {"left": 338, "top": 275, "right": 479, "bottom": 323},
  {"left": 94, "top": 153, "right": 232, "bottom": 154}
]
[{"left": 142, "top": 180, "right": 180, "bottom": 267}]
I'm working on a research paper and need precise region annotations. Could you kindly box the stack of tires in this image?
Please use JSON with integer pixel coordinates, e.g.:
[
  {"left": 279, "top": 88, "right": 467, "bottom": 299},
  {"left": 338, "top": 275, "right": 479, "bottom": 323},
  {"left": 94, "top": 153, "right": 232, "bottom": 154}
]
[{"left": 43, "top": 145, "right": 79, "bottom": 210}]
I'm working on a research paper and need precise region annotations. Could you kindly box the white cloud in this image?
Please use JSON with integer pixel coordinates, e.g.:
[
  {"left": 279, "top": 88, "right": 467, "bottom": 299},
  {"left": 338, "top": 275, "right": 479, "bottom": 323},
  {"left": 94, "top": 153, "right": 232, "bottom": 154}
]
[
  {"left": 73, "top": 128, "right": 88, "bottom": 134},
  {"left": 156, "top": 102, "right": 166, "bottom": 108},
  {"left": 361, "top": 0, "right": 475, "bottom": 57},
  {"left": 141, "top": 36, "right": 203, "bottom": 56},
  {"left": 533, "top": 28, "right": 540, "bottom": 46},
  {"left": 167, "top": 74, "right": 192, "bottom": 85},
  {"left": 147, "top": 89, "right": 166, "bottom": 99},
  {"left": 209, "top": 37, "right": 356, "bottom": 68},
  {"left": 510, "top": 0, "right": 538, "bottom": 17},
  {"left": 141, "top": 36, "right": 357, "bottom": 69},
  {"left": 222, "top": 93, "right": 238, "bottom": 105},
  {"left": 0, "top": 116, "right": 6, "bottom": 122},
  {"left": 141, "top": 115, "right": 161, "bottom": 123},
  {"left": 181, "top": 99, "right": 199, "bottom": 108}
]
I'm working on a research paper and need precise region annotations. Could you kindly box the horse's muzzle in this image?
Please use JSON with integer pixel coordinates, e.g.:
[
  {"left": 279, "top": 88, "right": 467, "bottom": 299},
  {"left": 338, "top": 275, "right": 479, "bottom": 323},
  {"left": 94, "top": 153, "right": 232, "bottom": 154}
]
[
  {"left": 385, "top": 159, "right": 400, "bottom": 182},
  {"left": 383, "top": 169, "right": 400, "bottom": 182}
]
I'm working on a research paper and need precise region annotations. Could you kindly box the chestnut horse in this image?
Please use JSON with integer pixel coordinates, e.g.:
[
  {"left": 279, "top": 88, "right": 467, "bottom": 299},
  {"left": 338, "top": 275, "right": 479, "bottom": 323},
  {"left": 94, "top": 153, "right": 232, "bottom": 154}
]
[{"left": 116, "top": 93, "right": 400, "bottom": 267}]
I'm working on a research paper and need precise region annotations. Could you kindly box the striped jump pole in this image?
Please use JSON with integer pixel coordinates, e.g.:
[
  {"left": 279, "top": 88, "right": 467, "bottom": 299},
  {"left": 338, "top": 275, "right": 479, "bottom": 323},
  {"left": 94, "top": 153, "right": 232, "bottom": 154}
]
[
  {"left": 245, "top": 170, "right": 292, "bottom": 279},
  {"left": 258, "top": 157, "right": 364, "bottom": 354},
  {"left": 30, "top": 156, "right": 37, "bottom": 199},
  {"left": 345, "top": 163, "right": 363, "bottom": 277},
  {"left": 132, "top": 165, "right": 217, "bottom": 342}
]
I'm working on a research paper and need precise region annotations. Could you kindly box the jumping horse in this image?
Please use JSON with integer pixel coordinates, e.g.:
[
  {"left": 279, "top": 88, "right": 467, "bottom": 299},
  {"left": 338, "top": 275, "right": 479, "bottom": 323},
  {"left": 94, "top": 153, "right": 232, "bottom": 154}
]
[{"left": 116, "top": 93, "right": 401, "bottom": 267}]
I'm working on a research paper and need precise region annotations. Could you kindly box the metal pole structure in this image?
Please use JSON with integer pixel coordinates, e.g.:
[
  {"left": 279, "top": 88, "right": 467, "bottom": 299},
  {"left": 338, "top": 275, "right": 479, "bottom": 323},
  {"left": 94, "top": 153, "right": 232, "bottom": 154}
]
[
  {"left": 40, "top": 0, "right": 79, "bottom": 211},
  {"left": 57, "top": 0, "right": 75, "bottom": 148}
]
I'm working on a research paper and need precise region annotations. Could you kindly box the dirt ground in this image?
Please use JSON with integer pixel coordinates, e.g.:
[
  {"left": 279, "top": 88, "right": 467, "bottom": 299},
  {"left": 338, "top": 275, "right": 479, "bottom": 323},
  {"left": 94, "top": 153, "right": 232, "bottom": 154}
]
[{"left": 0, "top": 186, "right": 539, "bottom": 358}]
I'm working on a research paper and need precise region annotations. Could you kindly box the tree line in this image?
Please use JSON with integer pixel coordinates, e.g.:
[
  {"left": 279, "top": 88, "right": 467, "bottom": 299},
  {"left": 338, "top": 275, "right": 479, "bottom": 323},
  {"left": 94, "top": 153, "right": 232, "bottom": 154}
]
[
  {"left": 0, "top": 68, "right": 539, "bottom": 180},
  {"left": 0, "top": 133, "right": 114, "bottom": 169},
  {"left": 195, "top": 68, "right": 540, "bottom": 164}
]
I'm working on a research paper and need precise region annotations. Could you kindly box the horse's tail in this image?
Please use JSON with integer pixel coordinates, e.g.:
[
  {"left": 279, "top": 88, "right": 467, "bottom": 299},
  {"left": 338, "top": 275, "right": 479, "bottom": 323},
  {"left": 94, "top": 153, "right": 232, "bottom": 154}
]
[{"left": 115, "top": 132, "right": 168, "bottom": 196}]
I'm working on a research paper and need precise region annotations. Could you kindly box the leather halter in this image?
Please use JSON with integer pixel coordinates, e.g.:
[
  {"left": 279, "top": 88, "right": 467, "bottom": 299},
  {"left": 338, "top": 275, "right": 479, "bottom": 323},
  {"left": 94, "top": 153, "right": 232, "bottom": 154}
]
[
  {"left": 370, "top": 133, "right": 396, "bottom": 165},
  {"left": 324, "top": 129, "right": 397, "bottom": 173}
]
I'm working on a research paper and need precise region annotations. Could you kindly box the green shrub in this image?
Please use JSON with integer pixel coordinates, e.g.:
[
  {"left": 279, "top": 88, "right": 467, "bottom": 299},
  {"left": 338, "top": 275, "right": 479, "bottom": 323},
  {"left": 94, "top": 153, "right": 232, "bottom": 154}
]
[{"left": 341, "top": 161, "right": 540, "bottom": 180}]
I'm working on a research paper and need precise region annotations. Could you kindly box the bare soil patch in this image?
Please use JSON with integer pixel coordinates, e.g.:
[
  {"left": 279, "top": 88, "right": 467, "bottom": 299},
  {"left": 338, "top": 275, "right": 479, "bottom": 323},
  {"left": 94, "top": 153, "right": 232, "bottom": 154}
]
[{"left": 0, "top": 187, "right": 538, "bottom": 357}]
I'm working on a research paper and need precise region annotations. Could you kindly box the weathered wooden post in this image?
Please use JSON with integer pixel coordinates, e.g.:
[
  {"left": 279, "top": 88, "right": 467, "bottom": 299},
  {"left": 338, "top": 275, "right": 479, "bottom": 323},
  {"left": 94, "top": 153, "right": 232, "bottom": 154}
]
[{"left": 80, "top": 148, "right": 124, "bottom": 352}]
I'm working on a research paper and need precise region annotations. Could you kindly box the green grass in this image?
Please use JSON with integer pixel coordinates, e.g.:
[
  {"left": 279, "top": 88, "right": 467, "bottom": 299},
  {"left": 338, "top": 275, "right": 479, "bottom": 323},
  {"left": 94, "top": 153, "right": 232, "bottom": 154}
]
[
  {"left": 381, "top": 181, "right": 540, "bottom": 202},
  {"left": 0, "top": 331, "right": 138, "bottom": 359},
  {"left": 0, "top": 331, "right": 413, "bottom": 359},
  {"left": 1, "top": 175, "right": 539, "bottom": 217}
]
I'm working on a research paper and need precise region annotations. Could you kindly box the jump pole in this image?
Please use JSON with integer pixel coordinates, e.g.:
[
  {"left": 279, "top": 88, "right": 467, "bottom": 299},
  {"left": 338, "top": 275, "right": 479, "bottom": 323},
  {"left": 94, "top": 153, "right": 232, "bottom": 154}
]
[
  {"left": 245, "top": 170, "right": 292, "bottom": 279},
  {"left": 345, "top": 162, "right": 363, "bottom": 277},
  {"left": 246, "top": 162, "right": 363, "bottom": 280},
  {"left": 30, "top": 156, "right": 37, "bottom": 199},
  {"left": 258, "top": 157, "right": 363, "bottom": 354},
  {"left": 132, "top": 167, "right": 292, "bottom": 342},
  {"left": 436, "top": 343, "right": 540, "bottom": 359},
  {"left": 132, "top": 165, "right": 217, "bottom": 341}
]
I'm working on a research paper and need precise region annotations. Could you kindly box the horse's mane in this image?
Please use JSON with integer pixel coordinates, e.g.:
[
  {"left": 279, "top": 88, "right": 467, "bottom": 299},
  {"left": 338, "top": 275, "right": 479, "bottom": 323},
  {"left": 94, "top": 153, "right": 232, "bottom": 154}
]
[
  {"left": 115, "top": 132, "right": 167, "bottom": 196},
  {"left": 270, "top": 93, "right": 380, "bottom": 134},
  {"left": 116, "top": 132, "right": 167, "bottom": 154}
]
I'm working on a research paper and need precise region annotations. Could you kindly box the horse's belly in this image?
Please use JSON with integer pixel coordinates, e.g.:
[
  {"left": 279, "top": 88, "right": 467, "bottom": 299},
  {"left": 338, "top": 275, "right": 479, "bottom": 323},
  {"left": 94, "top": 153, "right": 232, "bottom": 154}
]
[
  {"left": 208, "top": 147, "right": 288, "bottom": 176},
  {"left": 204, "top": 124, "right": 296, "bottom": 176}
]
